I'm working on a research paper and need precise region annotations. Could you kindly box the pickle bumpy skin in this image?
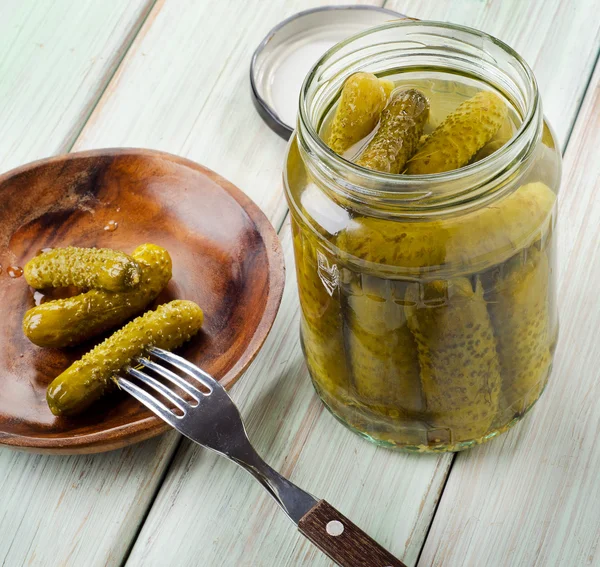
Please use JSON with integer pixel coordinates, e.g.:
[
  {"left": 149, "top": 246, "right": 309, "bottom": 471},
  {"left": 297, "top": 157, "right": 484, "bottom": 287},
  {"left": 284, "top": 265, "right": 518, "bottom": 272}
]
[
  {"left": 405, "top": 278, "right": 502, "bottom": 447},
  {"left": 24, "top": 247, "right": 141, "bottom": 292},
  {"left": 23, "top": 244, "right": 172, "bottom": 348},
  {"left": 487, "top": 248, "right": 552, "bottom": 415},
  {"left": 356, "top": 88, "right": 430, "bottom": 174},
  {"left": 337, "top": 217, "right": 448, "bottom": 272},
  {"left": 46, "top": 300, "right": 204, "bottom": 416},
  {"left": 326, "top": 73, "right": 394, "bottom": 156},
  {"left": 406, "top": 90, "right": 508, "bottom": 174},
  {"left": 338, "top": 182, "right": 555, "bottom": 278}
]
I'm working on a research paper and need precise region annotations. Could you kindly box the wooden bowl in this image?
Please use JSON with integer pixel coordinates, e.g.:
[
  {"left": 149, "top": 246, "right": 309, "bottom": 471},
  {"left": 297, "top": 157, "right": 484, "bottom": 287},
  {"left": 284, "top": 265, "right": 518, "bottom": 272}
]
[{"left": 0, "top": 149, "right": 285, "bottom": 454}]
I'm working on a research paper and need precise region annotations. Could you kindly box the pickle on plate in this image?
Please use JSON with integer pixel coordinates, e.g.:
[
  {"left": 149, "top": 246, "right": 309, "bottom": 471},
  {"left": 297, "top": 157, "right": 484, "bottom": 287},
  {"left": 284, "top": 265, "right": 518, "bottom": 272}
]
[
  {"left": 47, "top": 300, "right": 204, "bottom": 416},
  {"left": 356, "top": 88, "right": 430, "bottom": 174},
  {"left": 292, "top": 221, "right": 349, "bottom": 404},
  {"left": 487, "top": 248, "right": 552, "bottom": 415},
  {"left": 326, "top": 72, "right": 394, "bottom": 156},
  {"left": 406, "top": 90, "right": 508, "bottom": 174},
  {"left": 24, "top": 247, "right": 141, "bottom": 292},
  {"left": 344, "top": 276, "right": 423, "bottom": 417},
  {"left": 405, "top": 278, "right": 502, "bottom": 447},
  {"left": 23, "top": 244, "right": 172, "bottom": 348}
]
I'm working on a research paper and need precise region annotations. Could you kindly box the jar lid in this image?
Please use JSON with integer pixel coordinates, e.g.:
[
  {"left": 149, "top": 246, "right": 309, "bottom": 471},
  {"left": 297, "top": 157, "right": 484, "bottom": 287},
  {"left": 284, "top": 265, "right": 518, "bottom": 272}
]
[{"left": 250, "top": 5, "right": 405, "bottom": 140}]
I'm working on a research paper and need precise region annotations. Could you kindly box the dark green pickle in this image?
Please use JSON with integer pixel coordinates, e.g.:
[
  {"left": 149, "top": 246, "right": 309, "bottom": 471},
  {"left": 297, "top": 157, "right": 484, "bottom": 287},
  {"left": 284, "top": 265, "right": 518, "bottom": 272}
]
[
  {"left": 356, "top": 89, "right": 429, "bottom": 173},
  {"left": 47, "top": 299, "right": 204, "bottom": 416},
  {"left": 23, "top": 244, "right": 172, "bottom": 348}
]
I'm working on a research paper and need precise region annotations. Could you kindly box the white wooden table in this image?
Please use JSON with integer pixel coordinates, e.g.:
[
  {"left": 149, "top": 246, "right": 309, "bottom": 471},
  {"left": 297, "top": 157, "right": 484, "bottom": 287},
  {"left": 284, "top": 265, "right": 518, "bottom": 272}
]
[{"left": 1, "top": 1, "right": 599, "bottom": 565}]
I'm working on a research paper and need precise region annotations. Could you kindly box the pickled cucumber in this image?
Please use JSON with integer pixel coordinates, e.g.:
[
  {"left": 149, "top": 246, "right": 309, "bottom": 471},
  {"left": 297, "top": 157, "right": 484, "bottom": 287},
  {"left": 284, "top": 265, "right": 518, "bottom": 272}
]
[
  {"left": 292, "top": 220, "right": 349, "bottom": 403},
  {"left": 326, "top": 73, "right": 393, "bottom": 156},
  {"left": 487, "top": 248, "right": 552, "bottom": 415},
  {"left": 46, "top": 300, "right": 204, "bottom": 416},
  {"left": 24, "top": 247, "right": 141, "bottom": 292},
  {"left": 344, "top": 277, "right": 423, "bottom": 416},
  {"left": 471, "top": 139, "right": 506, "bottom": 163},
  {"left": 336, "top": 217, "right": 449, "bottom": 273},
  {"left": 23, "top": 244, "right": 172, "bottom": 348},
  {"left": 337, "top": 182, "right": 555, "bottom": 275},
  {"left": 406, "top": 91, "right": 508, "bottom": 174},
  {"left": 356, "top": 89, "right": 429, "bottom": 174},
  {"left": 471, "top": 115, "right": 513, "bottom": 163},
  {"left": 405, "top": 278, "right": 502, "bottom": 447}
]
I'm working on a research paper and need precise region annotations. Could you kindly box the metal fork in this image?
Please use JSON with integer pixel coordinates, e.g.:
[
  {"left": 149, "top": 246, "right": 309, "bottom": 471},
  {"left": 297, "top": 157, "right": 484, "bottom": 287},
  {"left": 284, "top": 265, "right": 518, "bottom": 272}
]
[{"left": 117, "top": 347, "right": 406, "bottom": 567}]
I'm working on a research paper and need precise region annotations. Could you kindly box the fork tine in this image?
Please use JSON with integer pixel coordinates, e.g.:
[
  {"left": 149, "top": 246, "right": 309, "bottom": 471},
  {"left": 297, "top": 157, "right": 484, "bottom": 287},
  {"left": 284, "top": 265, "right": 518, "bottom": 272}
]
[
  {"left": 149, "top": 347, "right": 220, "bottom": 391},
  {"left": 118, "top": 376, "right": 180, "bottom": 422},
  {"left": 125, "top": 366, "right": 188, "bottom": 414},
  {"left": 135, "top": 357, "right": 204, "bottom": 401}
]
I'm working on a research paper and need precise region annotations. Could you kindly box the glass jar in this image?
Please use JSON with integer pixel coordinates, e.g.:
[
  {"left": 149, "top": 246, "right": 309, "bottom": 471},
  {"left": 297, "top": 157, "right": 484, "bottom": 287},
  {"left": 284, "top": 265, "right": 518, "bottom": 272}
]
[{"left": 284, "top": 21, "right": 560, "bottom": 452}]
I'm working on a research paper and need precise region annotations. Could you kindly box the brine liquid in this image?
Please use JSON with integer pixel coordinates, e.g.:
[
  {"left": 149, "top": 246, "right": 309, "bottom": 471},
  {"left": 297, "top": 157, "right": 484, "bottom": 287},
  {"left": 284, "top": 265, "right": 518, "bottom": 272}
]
[{"left": 293, "top": 213, "right": 557, "bottom": 452}]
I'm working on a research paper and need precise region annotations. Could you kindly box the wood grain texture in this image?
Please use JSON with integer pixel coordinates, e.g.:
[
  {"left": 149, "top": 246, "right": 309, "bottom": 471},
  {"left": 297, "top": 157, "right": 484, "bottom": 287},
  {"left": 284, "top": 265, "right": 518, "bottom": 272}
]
[
  {"left": 298, "top": 500, "right": 408, "bottom": 567},
  {"left": 0, "top": 149, "right": 283, "bottom": 452},
  {"left": 73, "top": 0, "right": 389, "bottom": 230},
  {"left": 385, "top": 0, "right": 600, "bottom": 148},
  {"left": 416, "top": 60, "right": 600, "bottom": 567},
  {"left": 0, "top": 0, "right": 155, "bottom": 174}
]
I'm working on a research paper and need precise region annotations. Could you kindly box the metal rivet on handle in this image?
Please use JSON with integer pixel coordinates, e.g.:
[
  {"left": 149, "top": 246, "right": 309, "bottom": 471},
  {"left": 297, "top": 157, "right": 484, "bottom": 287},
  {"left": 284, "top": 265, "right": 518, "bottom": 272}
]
[{"left": 326, "top": 520, "right": 344, "bottom": 536}]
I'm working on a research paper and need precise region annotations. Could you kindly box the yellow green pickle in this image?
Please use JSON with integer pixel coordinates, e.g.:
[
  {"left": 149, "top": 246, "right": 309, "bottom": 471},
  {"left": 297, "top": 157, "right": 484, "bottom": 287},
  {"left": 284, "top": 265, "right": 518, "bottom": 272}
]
[
  {"left": 405, "top": 278, "right": 502, "bottom": 447},
  {"left": 356, "top": 88, "right": 430, "bottom": 174},
  {"left": 326, "top": 72, "right": 393, "bottom": 156},
  {"left": 487, "top": 247, "right": 552, "bottom": 416},
  {"left": 471, "top": 139, "right": 506, "bottom": 163},
  {"left": 406, "top": 91, "right": 508, "bottom": 174},
  {"left": 46, "top": 299, "right": 204, "bottom": 416},
  {"left": 338, "top": 182, "right": 555, "bottom": 273},
  {"left": 292, "top": 222, "right": 349, "bottom": 404},
  {"left": 344, "top": 277, "right": 423, "bottom": 417},
  {"left": 471, "top": 115, "right": 514, "bottom": 163},
  {"left": 23, "top": 244, "right": 172, "bottom": 348},
  {"left": 24, "top": 247, "right": 141, "bottom": 292}
]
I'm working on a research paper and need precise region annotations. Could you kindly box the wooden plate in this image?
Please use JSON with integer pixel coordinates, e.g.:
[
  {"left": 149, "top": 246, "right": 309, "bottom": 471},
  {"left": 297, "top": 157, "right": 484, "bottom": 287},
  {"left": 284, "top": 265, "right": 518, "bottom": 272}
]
[{"left": 0, "top": 149, "right": 285, "bottom": 454}]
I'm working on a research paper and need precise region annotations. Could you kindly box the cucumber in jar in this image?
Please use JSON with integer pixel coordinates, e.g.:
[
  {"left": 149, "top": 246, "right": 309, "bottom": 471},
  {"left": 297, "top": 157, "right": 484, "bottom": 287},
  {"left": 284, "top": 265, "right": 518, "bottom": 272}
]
[
  {"left": 405, "top": 278, "right": 502, "bottom": 448},
  {"left": 326, "top": 72, "right": 395, "bottom": 156}
]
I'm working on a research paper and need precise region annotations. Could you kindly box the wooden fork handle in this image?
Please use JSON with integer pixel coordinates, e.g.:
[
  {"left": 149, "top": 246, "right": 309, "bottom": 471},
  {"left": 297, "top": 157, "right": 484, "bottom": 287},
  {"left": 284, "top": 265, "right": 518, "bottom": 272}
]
[{"left": 298, "top": 500, "right": 407, "bottom": 567}]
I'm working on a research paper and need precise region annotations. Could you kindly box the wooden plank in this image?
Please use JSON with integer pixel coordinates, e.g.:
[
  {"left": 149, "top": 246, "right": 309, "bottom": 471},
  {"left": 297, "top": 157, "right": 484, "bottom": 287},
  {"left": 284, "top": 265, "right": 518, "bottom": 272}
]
[
  {"left": 0, "top": 2, "right": 174, "bottom": 567},
  {"left": 385, "top": 0, "right": 600, "bottom": 148},
  {"left": 0, "top": 0, "right": 155, "bottom": 173},
  {"left": 416, "top": 60, "right": 600, "bottom": 567},
  {"left": 74, "top": 0, "right": 388, "bottom": 229}
]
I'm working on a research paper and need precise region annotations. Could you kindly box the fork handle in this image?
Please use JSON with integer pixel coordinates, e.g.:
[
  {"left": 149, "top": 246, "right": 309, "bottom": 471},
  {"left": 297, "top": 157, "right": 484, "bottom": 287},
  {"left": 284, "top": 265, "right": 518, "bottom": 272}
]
[{"left": 298, "top": 500, "right": 407, "bottom": 567}]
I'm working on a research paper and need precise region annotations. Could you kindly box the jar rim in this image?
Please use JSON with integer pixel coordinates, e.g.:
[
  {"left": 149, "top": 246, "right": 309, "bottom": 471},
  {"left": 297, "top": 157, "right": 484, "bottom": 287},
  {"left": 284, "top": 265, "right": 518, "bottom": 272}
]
[{"left": 297, "top": 20, "right": 541, "bottom": 210}]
